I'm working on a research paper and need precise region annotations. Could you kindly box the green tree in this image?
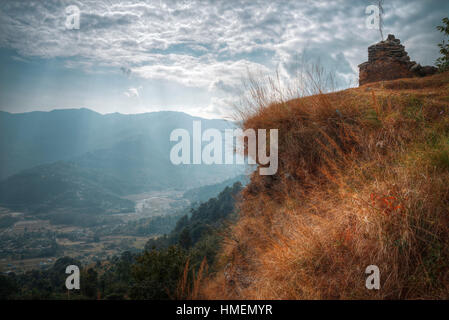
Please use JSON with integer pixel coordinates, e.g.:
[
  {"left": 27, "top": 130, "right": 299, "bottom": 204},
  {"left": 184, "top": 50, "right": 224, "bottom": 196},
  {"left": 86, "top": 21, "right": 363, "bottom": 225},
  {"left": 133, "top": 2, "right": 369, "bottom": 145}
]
[
  {"left": 81, "top": 268, "right": 98, "bottom": 299},
  {"left": 0, "top": 274, "right": 17, "bottom": 299},
  {"left": 178, "top": 227, "right": 192, "bottom": 249},
  {"left": 173, "top": 215, "right": 189, "bottom": 233},
  {"left": 436, "top": 17, "right": 449, "bottom": 72},
  {"left": 130, "top": 246, "right": 188, "bottom": 300}
]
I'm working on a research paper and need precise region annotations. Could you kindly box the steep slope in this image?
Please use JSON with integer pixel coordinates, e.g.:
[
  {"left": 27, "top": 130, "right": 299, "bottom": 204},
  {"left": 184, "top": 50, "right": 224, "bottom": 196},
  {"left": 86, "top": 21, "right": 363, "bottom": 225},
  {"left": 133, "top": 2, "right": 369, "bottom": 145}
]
[{"left": 204, "top": 72, "right": 449, "bottom": 299}]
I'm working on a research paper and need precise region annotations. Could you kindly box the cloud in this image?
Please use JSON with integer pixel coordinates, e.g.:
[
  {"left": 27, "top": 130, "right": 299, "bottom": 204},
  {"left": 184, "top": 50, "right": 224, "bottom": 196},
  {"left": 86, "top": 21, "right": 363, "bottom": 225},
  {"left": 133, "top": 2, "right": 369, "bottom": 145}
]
[
  {"left": 124, "top": 86, "right": 142, "bottom": 98},
  {"left": 209, "top": 79, "right": 240, "bottom": 94},
  {"left": 0, "top": 0, "right": 448, "bottom": 117},
  {"left": 120, "top": 66, "right": 132, "bottom": 77}
]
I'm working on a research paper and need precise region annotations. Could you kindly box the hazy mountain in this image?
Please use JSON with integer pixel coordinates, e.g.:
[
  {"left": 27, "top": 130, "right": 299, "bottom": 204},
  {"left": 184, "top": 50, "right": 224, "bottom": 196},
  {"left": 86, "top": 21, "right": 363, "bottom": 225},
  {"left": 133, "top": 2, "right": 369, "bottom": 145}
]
[
  {"left": 0, "top": 161, "right": 135, "bottom": 214},
  {"left": 0, "top": 108, "right": 240, "bottom": 180},
  {"left": 0, "top": 108, "right": 244, "bottom": 214}
]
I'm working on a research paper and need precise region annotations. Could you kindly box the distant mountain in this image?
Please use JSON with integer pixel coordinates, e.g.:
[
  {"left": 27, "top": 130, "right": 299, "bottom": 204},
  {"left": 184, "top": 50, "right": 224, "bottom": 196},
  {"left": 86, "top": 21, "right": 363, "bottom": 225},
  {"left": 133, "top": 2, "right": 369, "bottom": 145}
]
[
  {"left": 0, "top": 109, "right": 240, "bottom": 180},
  {"left": 0, "top": 108, "right": 244, "bottom": 215},
  {"left": 0, "top": 161, "right": 135, "bottom": 214}
]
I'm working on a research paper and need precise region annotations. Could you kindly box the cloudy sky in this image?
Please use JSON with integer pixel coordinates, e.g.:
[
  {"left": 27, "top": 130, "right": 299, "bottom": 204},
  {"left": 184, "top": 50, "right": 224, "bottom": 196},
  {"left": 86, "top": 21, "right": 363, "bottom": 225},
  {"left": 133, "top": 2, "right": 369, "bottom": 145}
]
[{"left": 0, "top": 0, "right": 448, "bottom": 119}]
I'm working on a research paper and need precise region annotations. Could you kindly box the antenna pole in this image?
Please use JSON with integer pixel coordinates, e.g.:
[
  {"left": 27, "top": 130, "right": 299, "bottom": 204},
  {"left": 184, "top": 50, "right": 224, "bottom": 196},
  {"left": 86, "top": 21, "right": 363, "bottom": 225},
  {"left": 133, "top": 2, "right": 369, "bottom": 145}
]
[{"left": 378, "top": 0, "right": 384, "bottom": 41}]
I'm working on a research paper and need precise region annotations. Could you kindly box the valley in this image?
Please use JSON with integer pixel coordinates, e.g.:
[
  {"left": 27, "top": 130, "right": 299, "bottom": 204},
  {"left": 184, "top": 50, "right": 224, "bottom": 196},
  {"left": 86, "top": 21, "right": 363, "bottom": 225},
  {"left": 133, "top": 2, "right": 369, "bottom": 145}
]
[
  {"left": 0, "top": 189, "right": 190, "bottom": 273},
  {"left": 0, "top": 109, "right": 245, "bottom": 276}
]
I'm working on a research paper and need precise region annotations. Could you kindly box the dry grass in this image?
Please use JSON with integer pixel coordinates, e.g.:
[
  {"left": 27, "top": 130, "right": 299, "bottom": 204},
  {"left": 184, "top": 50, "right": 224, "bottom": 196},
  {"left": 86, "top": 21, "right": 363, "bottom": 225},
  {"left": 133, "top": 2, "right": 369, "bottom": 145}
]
[
  {"left": 174, "top": 257, "right": 208, "bottom": 300},
  {"left": 202, "top": 72, "right": 449, "bottom": 299}
]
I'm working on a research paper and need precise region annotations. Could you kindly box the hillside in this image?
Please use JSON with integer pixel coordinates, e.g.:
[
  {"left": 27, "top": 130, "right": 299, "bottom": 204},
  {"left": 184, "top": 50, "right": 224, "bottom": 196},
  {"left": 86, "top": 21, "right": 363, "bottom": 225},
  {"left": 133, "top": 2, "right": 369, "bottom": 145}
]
[
  {"left": 204, "top": 72, "right": 449, "bottom": 299},
  {"left": 146, "top": 182, "right": 243, "bottom": 250},
  {"left": 183, "top": 174, "right": 248, "bottom": 205},
  {"left": 0, "top": 161, "right": 135, "bottom": 214}
]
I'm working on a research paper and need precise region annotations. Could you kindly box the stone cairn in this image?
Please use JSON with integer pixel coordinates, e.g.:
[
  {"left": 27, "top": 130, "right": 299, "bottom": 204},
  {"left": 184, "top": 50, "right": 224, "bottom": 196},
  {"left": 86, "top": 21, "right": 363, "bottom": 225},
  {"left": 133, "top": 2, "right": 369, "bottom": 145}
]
[{"left": 358, "top": 34, "right": 437, "bottom": 86}]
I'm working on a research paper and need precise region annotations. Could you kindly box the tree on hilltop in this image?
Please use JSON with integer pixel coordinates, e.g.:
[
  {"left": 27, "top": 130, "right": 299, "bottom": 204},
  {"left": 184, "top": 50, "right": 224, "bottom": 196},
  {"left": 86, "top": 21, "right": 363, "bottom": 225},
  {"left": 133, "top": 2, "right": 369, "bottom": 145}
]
[{"left": 436, "top": 17, "right": 449, "bottom": 72}]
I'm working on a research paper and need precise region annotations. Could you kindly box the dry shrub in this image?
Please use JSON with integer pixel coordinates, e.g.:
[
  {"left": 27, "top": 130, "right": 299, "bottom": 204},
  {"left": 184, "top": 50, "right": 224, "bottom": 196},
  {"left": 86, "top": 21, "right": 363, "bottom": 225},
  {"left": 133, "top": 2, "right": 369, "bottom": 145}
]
[
  {"left": 175, "top": 257, "right": 209, "bottom": 300},
  {"left": 202, "top": 71, "right": 449, "bottom": 299}
]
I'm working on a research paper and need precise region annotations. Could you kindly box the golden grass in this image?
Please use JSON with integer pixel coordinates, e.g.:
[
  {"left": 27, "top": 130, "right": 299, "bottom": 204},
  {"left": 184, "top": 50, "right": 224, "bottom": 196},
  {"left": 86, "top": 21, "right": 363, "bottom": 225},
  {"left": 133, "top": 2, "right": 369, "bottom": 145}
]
[
  {"left": 175, "top": 257, "right": 209, "bottom": 300},
  {"left": 202, "top": 72, "right": 449, "bottom": 299}
]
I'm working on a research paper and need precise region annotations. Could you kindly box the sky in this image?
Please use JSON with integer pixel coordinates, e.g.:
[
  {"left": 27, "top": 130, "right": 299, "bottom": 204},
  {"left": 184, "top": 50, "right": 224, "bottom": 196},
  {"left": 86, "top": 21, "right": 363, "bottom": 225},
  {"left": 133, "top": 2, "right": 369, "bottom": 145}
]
[{"left": 0, "top": 0, "right": 448, "bottom": 119}]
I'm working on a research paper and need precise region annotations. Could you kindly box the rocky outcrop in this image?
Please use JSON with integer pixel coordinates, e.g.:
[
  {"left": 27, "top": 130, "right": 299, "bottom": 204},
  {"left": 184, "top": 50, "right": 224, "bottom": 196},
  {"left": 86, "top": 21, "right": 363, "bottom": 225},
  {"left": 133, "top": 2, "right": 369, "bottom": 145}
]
[{"left": 358, "top": 34, "right": 437, "bottom": 86}]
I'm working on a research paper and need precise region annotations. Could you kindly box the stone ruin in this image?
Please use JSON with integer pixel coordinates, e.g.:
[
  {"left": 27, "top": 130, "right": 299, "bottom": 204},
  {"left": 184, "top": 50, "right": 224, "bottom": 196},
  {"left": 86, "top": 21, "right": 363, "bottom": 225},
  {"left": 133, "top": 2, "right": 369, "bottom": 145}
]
[{"left": 358, "top": 34, "right": 437, "bottom": 86}]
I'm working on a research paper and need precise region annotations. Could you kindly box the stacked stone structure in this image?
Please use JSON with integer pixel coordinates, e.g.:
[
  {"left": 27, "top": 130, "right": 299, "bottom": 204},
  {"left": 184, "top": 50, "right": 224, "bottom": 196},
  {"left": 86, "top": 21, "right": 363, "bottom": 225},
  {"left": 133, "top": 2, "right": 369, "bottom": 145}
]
[{"left": 358, "top": 34, "right": 437, "bottom": 86}]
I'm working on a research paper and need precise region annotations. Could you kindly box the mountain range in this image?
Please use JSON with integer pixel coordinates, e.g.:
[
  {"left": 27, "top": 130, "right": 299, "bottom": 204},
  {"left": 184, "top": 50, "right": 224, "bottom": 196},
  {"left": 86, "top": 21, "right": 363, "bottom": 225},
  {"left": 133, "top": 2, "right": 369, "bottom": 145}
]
[{"left": 0, "top": 108, "right": 244, "bottom": 214}]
